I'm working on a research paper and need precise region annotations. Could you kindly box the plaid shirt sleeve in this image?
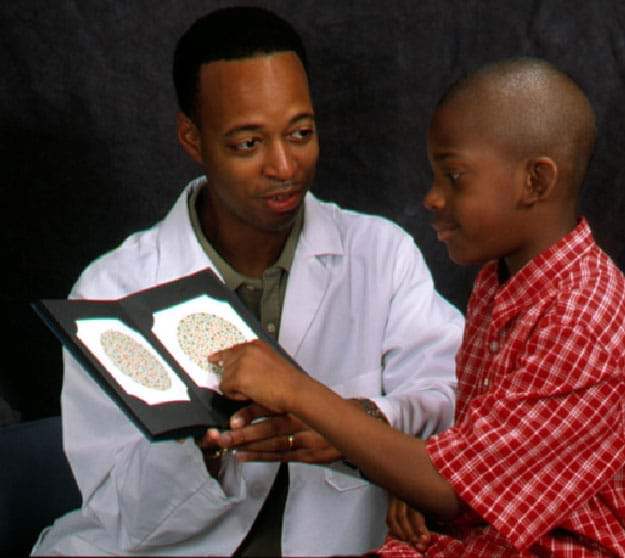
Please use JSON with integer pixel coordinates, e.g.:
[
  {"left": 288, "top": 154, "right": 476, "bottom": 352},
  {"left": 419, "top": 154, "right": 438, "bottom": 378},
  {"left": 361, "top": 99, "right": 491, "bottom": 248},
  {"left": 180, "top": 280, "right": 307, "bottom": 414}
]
[{"left": 427, "top": 299, "right": 625, "bottom": 552}]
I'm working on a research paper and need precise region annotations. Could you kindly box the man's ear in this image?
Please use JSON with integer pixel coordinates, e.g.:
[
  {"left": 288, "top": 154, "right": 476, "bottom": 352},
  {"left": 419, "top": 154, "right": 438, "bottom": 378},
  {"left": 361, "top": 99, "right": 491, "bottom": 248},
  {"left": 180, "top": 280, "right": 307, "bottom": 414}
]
[
  {"left": 522, "top": 157, "right": 557, "bottom": 206},
  {"left": 176, "top": 112, "right": 203, "bottom": 164}
]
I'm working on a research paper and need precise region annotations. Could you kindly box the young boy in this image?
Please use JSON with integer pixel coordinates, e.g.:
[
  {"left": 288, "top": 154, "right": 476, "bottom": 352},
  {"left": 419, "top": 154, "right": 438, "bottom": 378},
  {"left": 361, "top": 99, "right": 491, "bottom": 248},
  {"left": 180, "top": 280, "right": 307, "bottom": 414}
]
[{"left": 213, "top": 58, "right": 625, "bottom": 556}]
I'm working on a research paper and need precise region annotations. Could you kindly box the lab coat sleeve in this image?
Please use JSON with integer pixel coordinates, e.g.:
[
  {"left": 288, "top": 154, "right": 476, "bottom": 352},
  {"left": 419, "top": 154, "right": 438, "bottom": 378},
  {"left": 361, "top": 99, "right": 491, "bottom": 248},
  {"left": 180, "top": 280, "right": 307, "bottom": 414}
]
[
  {"left": 60, "top": 291, "right": 246, "bottom": 552},
  {"left": 371, "top": 233, "right": 463, "bottom": 438}
]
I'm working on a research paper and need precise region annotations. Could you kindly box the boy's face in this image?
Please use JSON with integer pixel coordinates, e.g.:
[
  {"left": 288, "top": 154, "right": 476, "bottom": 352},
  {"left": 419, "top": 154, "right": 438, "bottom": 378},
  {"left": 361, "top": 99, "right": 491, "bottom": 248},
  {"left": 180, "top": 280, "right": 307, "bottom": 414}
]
[
  {"left": 179, "top": 51, "right": 318, "bottom": 234},
  {"left": 425, "top": 101, "right": 531, "bottom": 269}
]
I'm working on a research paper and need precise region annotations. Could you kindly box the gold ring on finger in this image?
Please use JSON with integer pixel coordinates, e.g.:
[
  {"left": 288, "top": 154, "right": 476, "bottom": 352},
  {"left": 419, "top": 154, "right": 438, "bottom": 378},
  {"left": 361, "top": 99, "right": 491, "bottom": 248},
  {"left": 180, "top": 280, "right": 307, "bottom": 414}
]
[{"left": 287, "top": 434, "right": 294, "bottom": 450}]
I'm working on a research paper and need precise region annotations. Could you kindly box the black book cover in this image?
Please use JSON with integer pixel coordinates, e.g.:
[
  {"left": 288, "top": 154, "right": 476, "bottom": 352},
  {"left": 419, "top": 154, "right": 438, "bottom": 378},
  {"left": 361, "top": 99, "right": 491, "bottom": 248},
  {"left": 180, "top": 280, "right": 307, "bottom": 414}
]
[{"left": 32, "top": 268, "right": 296, "bottom": 441}]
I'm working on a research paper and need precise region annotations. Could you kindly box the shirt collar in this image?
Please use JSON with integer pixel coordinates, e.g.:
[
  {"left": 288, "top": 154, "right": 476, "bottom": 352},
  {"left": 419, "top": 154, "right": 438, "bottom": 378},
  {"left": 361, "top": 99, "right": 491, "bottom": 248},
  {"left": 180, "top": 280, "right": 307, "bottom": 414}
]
[
  {"left": 187, "top": 182, "right": 304, "bottom": 289},
  {"left": 488, "top": 218, "right": 594, "bottom": 328}
]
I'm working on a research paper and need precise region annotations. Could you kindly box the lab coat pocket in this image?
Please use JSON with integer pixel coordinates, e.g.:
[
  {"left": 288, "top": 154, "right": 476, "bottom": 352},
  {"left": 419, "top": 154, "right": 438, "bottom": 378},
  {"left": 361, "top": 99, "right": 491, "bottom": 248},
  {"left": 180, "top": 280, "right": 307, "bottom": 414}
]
[{"left": 323, "top": 461, "right": 370, "bottom": 492}]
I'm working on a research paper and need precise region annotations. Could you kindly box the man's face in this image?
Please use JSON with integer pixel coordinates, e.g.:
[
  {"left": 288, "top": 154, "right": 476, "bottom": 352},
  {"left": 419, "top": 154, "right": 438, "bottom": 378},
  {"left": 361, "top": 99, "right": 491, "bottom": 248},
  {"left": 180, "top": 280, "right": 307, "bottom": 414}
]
[
  {"left": 180, "top": 51, "right": 318, "bottom": 234},
  {"left": 424, "top": 101, "right": 530, "bottom": 270}
]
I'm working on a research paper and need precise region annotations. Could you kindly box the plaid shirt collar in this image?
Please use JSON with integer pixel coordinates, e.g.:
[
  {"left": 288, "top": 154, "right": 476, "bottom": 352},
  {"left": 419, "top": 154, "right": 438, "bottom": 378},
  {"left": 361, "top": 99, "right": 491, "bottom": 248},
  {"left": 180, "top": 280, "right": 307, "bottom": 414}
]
[{"left": 481, "top": 218, "right": 593, "bottom": 333}]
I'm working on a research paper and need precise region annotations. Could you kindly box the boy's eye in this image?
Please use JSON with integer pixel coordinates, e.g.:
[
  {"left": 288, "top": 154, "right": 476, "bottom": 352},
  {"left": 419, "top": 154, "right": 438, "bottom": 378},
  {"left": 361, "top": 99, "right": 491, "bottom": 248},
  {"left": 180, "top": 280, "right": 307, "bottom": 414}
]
[{"left": 445, "top": 171, "right": 462, "bottom": 184}]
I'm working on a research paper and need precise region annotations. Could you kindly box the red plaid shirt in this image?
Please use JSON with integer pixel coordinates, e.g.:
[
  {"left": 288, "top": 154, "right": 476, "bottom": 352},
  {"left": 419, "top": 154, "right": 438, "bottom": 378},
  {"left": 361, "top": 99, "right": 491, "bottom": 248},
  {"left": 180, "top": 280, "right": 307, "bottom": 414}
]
[{"left": 376, "top": 219, "right": 625, "bottom": 557}]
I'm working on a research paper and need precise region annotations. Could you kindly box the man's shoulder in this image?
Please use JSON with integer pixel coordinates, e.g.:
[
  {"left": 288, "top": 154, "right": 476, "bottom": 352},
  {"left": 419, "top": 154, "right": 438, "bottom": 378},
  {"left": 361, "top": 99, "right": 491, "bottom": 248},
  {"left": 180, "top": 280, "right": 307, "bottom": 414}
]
[
  {"left": 71, "top": 180, "right": 200, "bottom": 300},
  {"left": 72, "top": 226, "right": 160, "bottom": 300},
  {"left": 306, "top": 194, "right": 413, "bottom": 244}
]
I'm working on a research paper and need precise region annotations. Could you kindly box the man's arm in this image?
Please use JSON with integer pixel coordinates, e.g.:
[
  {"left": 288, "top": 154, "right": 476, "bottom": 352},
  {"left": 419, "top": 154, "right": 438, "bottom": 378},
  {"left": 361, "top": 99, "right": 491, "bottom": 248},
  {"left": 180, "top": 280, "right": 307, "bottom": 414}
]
[{"left": 200, "top": 398, "right": 386, "bottom": 465}]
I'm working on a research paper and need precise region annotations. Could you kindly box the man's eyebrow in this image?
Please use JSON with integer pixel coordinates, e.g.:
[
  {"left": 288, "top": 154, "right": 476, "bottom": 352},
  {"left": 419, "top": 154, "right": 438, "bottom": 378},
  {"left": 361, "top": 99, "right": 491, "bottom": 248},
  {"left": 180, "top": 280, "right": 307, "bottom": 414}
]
[
  {"left": 224, "top": 124, "right": 261, "bottom": 138},
  {"left": 224, "top": 112, "right": 315, "bottom": 138},
  {"left": 289, "top": 112, "right": 315, "bottom": 125}
]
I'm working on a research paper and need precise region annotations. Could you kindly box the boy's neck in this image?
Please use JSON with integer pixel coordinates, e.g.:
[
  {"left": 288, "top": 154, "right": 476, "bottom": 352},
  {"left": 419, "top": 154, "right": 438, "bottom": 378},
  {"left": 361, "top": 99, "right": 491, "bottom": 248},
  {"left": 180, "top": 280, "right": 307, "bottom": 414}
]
[{"left": 504, "top": 213, "right": 578, "bottom": 277}]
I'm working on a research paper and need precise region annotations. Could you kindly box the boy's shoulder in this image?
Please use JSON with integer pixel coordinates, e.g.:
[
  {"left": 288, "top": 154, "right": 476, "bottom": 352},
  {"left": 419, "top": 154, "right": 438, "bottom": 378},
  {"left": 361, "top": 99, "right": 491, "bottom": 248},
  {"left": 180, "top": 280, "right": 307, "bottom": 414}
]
[
  {"left": 469, "top": 222, "right": 625, "bottom": 352},
  {"left": 551, "top": 240, "right": 625, "bottom": 347}
]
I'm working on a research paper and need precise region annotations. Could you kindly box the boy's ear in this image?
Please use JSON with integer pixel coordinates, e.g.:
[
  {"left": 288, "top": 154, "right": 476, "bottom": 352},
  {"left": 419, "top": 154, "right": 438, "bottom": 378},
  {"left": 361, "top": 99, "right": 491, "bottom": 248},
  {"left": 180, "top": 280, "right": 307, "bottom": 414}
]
[
  {"left": 176, "top": 112, "right": 203, "bottom": 165},
  {"left": 522, "top": 157, "right": 557, "bottom": 206}
]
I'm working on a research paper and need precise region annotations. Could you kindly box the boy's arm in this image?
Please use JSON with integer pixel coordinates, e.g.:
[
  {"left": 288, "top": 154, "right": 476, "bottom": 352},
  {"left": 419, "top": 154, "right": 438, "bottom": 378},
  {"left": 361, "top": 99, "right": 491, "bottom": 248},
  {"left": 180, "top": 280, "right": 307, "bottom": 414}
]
[
  {"left": 206, "top": 232, "right": 462, "bottom": 464},
  {"left": 215, "top": 340, "right": 462, "bottom": 520}
]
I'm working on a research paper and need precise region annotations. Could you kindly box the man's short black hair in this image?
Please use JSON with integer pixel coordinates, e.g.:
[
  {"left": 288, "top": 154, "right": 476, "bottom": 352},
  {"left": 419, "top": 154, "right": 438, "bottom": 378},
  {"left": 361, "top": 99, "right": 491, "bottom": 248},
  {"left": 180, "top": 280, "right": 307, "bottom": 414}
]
[{"left": 173, "top": 6, "right": 308, "bottom": 121}]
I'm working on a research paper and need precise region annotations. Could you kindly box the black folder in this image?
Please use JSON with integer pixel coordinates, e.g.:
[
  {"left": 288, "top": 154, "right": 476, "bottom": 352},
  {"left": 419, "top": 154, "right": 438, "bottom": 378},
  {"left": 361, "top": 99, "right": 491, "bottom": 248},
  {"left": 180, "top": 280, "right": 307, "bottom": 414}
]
[{"left": 32, "top": 268, "right": 296, "bottom": 441}]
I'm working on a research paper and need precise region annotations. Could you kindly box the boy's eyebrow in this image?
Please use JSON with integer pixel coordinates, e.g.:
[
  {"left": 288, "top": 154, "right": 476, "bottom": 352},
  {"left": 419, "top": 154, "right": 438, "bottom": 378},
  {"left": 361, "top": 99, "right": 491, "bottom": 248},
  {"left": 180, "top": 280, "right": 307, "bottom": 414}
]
[
  {"left": 432, "top": 151, "right": 462, "bottom": 162},
  {"left": 224, "top": 112, "right": 315, "bottom": 138}
]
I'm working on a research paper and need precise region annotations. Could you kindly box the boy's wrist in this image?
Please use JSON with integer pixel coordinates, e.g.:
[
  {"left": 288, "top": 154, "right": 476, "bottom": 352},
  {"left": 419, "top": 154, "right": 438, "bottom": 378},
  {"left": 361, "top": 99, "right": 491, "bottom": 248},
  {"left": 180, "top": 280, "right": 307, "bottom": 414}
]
[
  {"left": 342, "top": 398, "right": 389, "bottom": 474},
  {"left": 353, "top": 398, "right": 389, "bottom": 424}
]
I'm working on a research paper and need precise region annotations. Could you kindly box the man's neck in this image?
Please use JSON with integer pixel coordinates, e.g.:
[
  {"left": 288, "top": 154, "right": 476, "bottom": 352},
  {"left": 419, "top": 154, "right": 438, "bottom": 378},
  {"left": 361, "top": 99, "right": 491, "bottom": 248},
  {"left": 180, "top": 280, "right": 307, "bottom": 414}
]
[{"left": 197, "top": 188, "right": 290, "bottom": 278}]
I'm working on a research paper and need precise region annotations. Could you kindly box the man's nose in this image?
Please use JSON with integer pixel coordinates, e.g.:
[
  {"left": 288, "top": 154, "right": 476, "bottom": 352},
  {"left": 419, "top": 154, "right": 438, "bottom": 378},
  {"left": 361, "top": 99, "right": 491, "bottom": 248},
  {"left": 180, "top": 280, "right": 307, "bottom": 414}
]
[{"left": 263, "top": 140, "right": 296, "bottom": 181}]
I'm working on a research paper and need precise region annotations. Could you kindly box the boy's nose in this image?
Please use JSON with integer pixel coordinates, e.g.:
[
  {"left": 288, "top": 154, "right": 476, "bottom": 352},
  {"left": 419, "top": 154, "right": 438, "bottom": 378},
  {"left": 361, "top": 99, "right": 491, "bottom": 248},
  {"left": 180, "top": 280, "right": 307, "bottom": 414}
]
[{"left": 423, "top": 186, "right": 445, "bottom": 211}]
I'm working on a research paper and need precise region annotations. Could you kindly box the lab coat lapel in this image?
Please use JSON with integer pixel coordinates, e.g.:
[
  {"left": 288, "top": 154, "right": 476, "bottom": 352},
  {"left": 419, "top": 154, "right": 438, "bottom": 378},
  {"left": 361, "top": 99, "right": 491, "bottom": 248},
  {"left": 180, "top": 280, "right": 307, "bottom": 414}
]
[
  {"left": 280, "top": 194, "right": 343, "bottom": 358},
  {"left": 154, "top": 185, "right": 341, "bottom": 358},
  {"left": 155, "top": 178, "right": 223, "bottom": 284}
]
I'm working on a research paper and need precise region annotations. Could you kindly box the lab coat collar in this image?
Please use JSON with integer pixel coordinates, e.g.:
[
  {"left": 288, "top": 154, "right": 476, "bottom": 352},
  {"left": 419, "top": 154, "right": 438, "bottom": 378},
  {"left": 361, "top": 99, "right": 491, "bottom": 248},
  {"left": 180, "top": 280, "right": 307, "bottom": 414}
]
[
  {"left": 155, "top": 180, "right": 344, "bottom": 284},
  {"left": 153, "top": 179, "right": 342, "bottom": 358},
  {"left": 280, "top": 192, "right": 344, "bottom": 357},
  {"left": 299, "top": 192, "right": 344, "bottom": 258},
  {"left": 155, "top": 177, "right": 222, "bottom": 285}
]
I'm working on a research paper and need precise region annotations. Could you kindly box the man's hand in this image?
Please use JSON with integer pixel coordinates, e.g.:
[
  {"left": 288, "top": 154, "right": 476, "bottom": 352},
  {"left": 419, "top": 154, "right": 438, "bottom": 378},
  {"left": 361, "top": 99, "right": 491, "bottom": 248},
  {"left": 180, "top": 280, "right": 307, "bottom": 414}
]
[
  {"left": 205, "top": 403, "right": 342, "bottom": 463},
  {"left": 386, "top": 496, "right": 431, "bottom": 552},
  {"left": 193, "top": 433, "right": 226, "bottom": 477},
  {"left": 212, "top": 341, "right": 378, "bottom": 464}
]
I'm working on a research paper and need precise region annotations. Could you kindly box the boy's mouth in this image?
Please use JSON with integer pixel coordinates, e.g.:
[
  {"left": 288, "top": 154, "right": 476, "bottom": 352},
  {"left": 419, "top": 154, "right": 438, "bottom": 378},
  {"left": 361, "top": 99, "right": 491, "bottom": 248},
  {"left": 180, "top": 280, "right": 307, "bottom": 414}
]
[{"left": 432, "top": 222, "right": 458, "bottom": 242}]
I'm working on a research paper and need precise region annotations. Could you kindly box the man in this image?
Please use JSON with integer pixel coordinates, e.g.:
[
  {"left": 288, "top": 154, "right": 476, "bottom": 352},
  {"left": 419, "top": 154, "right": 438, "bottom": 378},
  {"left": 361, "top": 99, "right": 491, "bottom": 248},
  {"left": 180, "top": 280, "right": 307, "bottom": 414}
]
[{"left": 32, "top": 6, "right": 463, "bottom": 556}]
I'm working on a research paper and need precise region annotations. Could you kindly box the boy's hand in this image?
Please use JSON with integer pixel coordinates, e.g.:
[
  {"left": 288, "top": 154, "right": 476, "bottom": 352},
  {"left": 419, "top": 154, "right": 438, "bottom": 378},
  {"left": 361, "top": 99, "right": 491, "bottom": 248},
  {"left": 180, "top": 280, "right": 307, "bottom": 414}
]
[
  {"left": 386, "top": 496, "right": 431, "bottom": 552},
  {"left": 212, "top": 339, "right": 303, "bottom": 414},
  {"left": 204, "top": 404, "right": 342, "bottom": 463}
]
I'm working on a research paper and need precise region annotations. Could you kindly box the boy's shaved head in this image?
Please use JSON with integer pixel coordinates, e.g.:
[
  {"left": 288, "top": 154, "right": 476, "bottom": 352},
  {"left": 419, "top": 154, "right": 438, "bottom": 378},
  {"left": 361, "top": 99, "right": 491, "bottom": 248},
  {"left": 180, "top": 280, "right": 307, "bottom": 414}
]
[{"left": 437, "top": 58, "right": 597, "bottom": 198}]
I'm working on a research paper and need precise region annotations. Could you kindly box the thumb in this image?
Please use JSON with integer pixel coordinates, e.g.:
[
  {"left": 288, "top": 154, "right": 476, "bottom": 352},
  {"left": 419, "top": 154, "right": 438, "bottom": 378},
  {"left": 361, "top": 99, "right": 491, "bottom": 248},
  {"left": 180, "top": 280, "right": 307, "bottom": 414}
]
[{"left": 207, "top": 349, "right": 225, "bottom": 364}]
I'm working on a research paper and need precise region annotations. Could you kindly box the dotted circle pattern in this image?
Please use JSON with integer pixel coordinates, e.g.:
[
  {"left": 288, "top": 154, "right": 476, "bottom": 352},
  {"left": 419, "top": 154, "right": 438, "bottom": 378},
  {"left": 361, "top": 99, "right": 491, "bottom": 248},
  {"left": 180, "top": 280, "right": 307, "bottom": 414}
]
[
  {"left": 100, "top": 329, "right": 172, "bottom": 390},
  {"left": 177, "top": 313, "right": 246, "bottom": 378}
]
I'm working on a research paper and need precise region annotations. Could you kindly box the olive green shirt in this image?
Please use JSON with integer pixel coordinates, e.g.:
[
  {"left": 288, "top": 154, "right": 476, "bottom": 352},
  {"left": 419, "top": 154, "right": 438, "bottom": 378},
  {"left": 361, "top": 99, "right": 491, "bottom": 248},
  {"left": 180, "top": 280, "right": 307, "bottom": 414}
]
[
  {"left": 188, "top": 185, "right": 303, "bottom": 340},
  {"left": 188, "top": 184, "right": 303, "bottom": 555}
]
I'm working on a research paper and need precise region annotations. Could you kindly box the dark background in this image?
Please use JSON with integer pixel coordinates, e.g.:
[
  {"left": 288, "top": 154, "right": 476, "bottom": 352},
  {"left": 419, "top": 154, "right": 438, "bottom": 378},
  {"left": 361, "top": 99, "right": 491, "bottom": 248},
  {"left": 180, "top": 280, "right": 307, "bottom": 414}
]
[{"left": 2, "top": 0, "right": 625, "bottom": 422}]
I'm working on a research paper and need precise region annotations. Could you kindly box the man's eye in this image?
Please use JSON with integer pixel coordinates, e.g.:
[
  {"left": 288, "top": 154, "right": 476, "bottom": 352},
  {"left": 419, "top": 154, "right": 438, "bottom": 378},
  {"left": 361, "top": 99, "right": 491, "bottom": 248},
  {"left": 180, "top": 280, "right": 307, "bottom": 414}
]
[
  {"left": 289, "top": 128, "right": 314, "bottom": 142},
  {"left": 232, "top": 138, "right": 259, "bottom": 152}
]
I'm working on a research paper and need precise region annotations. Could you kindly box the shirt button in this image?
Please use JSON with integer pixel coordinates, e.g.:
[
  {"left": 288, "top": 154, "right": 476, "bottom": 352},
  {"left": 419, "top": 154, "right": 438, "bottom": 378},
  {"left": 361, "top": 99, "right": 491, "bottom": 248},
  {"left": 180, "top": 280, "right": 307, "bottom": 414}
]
[
  {"left": 483, "top": 378, "right": 489, "bottom": 387},
  {"left": 266, "top": 322, "right": 276, "bottom": 334},
  {"left": 490, "top": 341, "right": 499, "bottom": 352}
]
